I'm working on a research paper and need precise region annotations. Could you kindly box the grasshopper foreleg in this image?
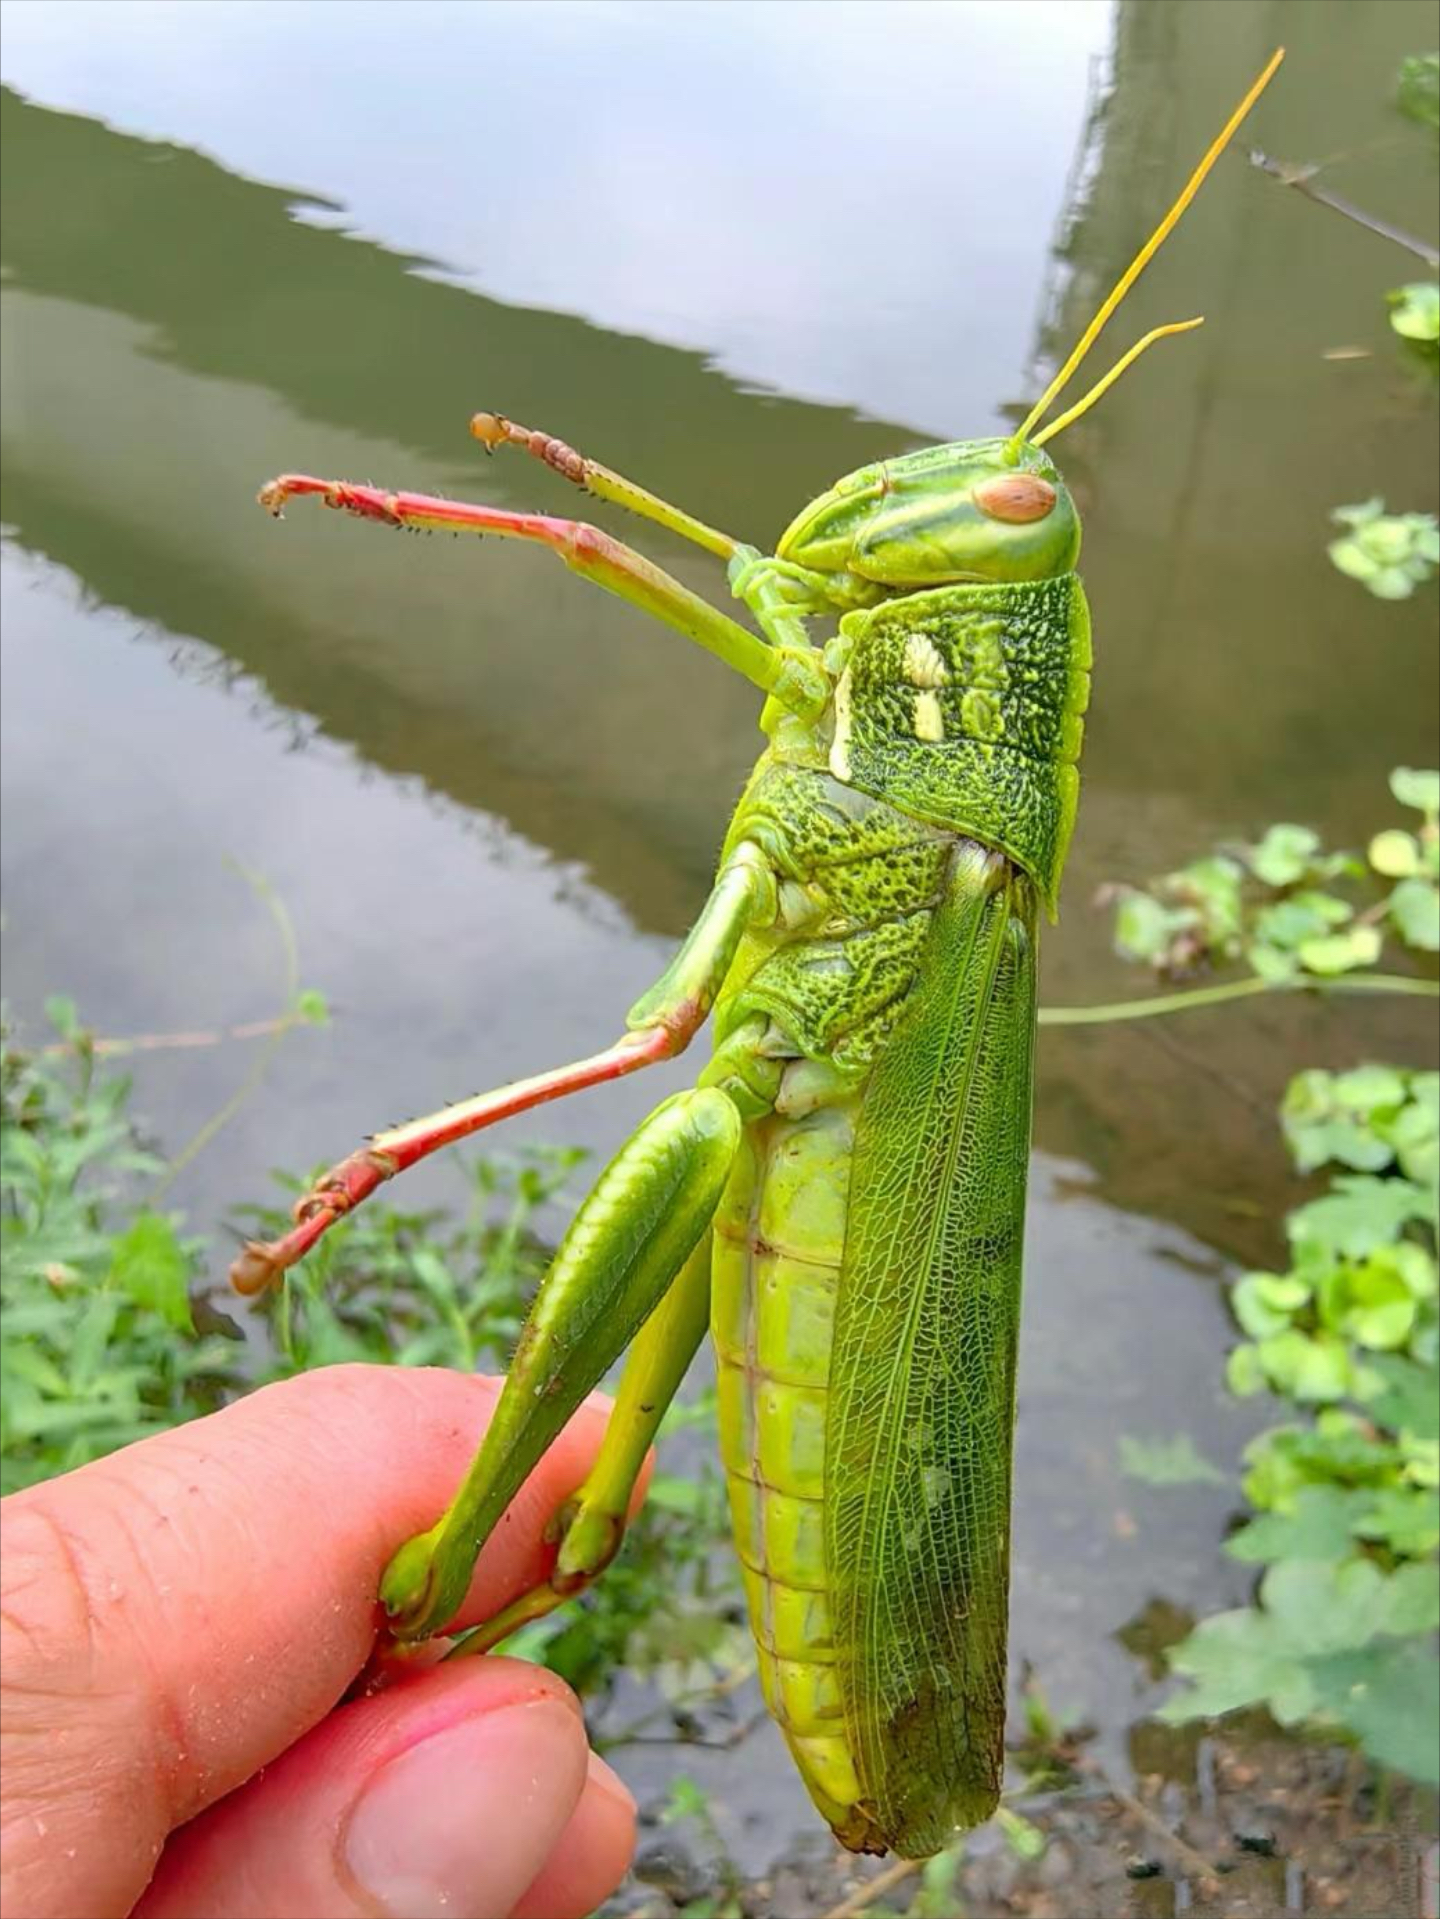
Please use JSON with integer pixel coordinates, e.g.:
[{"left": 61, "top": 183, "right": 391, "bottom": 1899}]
[{"left": 257, "top": 474, "right": 828, "bottom": 718}]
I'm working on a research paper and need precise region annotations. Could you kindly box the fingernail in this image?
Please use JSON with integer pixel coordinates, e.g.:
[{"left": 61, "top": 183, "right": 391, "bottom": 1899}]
[
  {"left": 345, "top": 1697, "right": 582, "bottom": 1919},
  {"left": 584, "top": 1750, "right": 634, "bottom": 1818}
]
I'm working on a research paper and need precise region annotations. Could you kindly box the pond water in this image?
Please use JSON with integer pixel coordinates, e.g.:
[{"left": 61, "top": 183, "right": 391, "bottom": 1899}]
[{"left": 2, "top": 0, "right": 1437, "bottom": 1874}]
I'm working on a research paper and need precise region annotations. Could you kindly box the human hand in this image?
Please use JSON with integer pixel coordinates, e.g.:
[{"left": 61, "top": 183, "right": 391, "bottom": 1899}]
[{"left": 0, "top": 1367, "right": 639, "bottom": 1919}]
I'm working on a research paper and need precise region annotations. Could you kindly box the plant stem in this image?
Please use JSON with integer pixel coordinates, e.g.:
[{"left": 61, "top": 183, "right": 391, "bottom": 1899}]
[
  {"left": 155, "top": 867, "right": 301, "bottom": 1194},
  {"left": 43, "top": 1014, "right": 303, "bottom": 1058},
  {"left": 818, "top": 1856, "right": 920, "bottom": 1919},
  {"left": 1038, "top": 972, "right": 1437, "bottom": 1028}
]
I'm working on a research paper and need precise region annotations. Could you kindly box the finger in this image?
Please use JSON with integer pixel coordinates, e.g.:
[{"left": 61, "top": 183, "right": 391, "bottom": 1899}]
[
  {"left": 133, "top": 1659, "right": 596, "bottom": 1919},
  {"left": 0, "top": 1366, "right": 630, "bottom": 1919},
  {"left": 509, "top": 1751, "right": 637, "bottom": 1919}
]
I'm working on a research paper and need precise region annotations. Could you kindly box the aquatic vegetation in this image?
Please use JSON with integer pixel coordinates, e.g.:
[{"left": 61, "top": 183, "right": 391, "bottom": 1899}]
[
  {"left": 1108, "top": 774, "right": 1439, "bottom": 1788},
  {"left": 1329, "top": 500, "right": 1440, "bottom": 600}
]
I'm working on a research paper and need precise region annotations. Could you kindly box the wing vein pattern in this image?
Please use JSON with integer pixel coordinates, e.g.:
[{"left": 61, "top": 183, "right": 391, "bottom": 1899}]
[{"left": 825, "top": 838, "right": 1038, "bottom": 1856}]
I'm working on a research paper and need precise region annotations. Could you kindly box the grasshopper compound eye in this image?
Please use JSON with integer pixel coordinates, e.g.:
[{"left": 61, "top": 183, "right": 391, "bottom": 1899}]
[{"left": 973, "top": 474, "right": 1056, "bottom": 524}]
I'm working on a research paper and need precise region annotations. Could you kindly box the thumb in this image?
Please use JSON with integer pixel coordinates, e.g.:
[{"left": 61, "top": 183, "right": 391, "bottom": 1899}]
[{"left": 133, "top": 1659, "right": 624, "bottom": 1919}]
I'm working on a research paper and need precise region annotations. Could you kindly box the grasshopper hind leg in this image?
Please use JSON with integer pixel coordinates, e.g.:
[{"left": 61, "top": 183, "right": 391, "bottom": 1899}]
[
  {"left": 422, "top": 1015, "right": 791, "bottom": 1656},
  {"left": 376, "top": 851, "right": 784, "bottom": 1646},
  {"left": 382, "top": 1083, "right": 744, "bottom": 1643},
  {"left": 447, "top": 1230, "right": 716, "bottom": 1658}
]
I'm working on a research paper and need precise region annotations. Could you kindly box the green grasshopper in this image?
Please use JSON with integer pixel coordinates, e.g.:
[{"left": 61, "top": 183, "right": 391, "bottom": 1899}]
[{"left": 236, "top": 53, "right": 1283, "bottom": 1859}]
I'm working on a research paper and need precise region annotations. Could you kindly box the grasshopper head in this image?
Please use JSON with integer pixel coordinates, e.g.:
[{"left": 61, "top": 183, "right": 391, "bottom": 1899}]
[{"left": 776, "top": 438, "right": 1079, "bottom": 592}]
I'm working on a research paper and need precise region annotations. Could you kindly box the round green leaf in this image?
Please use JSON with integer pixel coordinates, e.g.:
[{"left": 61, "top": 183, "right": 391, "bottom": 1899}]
[
  {"left": 1369, "top": 829, "right": 1421, "bottom": 878},
  {"left": 1361, "top": 519, "right": 1413, "bottom": 564},
  {"left": 1249, "top": 823, "right": 1321, "bottom": 888},
  {"left": 1369, "top": 567, "right": 1416, "bottom": 600},
  {"left": 1298, "top": 926, "right": 1383, "bottom": 976},
  {"left": 1114, "top": 892, "right": 1193, "bottom": 965},
  {"left": 1248, "top": 940, "right": 1298, "bottom": 983},
  {"left": 1372, "top": 1241, "right": 1438, "bottom": 1302},
  {"left": 1333, "top": 498, "right": 1385, "bottom": 529},
  {"left": 1343, "top": 1264, "right": 1416, "bottom": 1350},
  {"left": 1257, "top": 1330, "right": 1352, "bottom": 1402},
  {"left": 1233, "top": 1272, "right": 1309, "bottom": 1339},
  {"left": 1390, "top": 768, "right": 1440, "bottom": 816},
  {"left": 1331, "top": 1065, "right": 1408, "bottom": 1112},
  {"left": 1388, "top": 282, "right": 1440, "bottom": 343},
  {"left": 1389, "top": 877, "right": 1440, "bottom": 951}
]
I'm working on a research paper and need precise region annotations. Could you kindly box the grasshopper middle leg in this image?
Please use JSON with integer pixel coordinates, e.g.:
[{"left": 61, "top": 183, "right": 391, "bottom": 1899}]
[
  {"left": 256, "top": 474, "right": 827, "bottom": 718},
  {"left": 231, "top": 841, "right": 777, "bottom": 1291}
]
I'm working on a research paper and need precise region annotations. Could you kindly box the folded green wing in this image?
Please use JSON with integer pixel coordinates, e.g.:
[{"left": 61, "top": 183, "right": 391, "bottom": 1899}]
[{"left": 825, "top": 839, "right": 1038, "bottom": 1856}]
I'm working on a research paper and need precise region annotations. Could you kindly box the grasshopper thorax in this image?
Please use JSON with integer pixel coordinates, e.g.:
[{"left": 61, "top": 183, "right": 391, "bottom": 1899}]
[{"left": 776, "top": 438, "right": 1079, "bottom": 593}]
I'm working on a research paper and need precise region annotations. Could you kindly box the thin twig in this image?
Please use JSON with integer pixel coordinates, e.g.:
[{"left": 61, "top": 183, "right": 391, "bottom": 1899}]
[
  {"left": 40, "top": 967, "right": 1438, "bottom": 1051},
  {"left": 613, "top": 1710, "right": 769, "bottom": 1751},
  {"left": 596, "top": 1657, "right": 757, "bottom": 1753},
  {"left": 1104, "top": 1780, "right": 1222, "bottom": 1887},
  {"left": 1249, "top": 149, "right": 1440, "bottom": 267},
  {"left": 154, "top": 865, "right": 302, "bottom": 1194},
  {"left": 818, "top": 1855, "right": 921, "bottom": 1919},
  {"left": 43, "top": 1014, "right": 305, "bottom": 1058}
]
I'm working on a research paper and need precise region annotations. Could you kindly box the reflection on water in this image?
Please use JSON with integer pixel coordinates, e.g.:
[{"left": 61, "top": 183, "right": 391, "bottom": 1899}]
[
  {"left": 2, "top": 0, "right": 1437, "bottom": 1849},
  {"left": 0, "top": 0, "right": 1113, "bottom": 434}
]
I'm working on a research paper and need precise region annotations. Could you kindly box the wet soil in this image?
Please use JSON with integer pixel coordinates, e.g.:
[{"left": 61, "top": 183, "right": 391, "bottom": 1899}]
[{"left": 611, "top": 1726, "right": 1439, "bottom": 1919}]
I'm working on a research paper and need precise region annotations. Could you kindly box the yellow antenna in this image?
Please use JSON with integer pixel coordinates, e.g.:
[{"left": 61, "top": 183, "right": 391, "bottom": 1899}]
[
  {"left": 1031, "top": 317, "right": 1204, "bottom": 447},
  {"left": 1011, "top": 47, "right": 1284, "bottom": 451}
]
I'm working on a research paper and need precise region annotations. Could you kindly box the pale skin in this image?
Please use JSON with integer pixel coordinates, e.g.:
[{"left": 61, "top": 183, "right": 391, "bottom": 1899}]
[{"left": 0, "top": 1368, "right": 643, "bottom": 1919}]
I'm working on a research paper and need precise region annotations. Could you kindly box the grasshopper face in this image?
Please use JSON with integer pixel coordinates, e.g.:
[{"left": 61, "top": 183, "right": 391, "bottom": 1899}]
[{"left": 776, "top": 437, "right": 1080, "bottom": 591}]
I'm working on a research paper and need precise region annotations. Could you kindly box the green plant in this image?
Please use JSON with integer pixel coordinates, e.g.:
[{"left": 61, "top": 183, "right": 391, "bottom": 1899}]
[
  {"left": 0, "top": 998, "right": 737, "bottom": 1712},
  {"left": 1396, "top": 52, "right": 1439, "bottom": 136},
  {"left": 238, "top": 1147, "right": 585, "bottom": 1377},
  {"left": 1389, "top": 282, "right": 1440, "bottom": 353},
  {"left": 507, "top": 1384, "right": 743, "bottom": 1707},
  {"left": 1107, "top": 767, "right": 1439, "bottom": 983},
  {"left": 1105, "top": 776, "right": 1439, "bottom": 1788},
  {"left": 652, "top": 1775, "right": 744, "bottom": 1919},
  {"left": 1159, "top": 1061, "right": 1438, "bottom": 1785},
  {"left": 1328, "top": 501, "right": 1440, "bottom": 601},
  {"left": 1, "top": 1005, "right": 241, "bottom": 1493},
  {"left": 1228, "top": 1068, "right": 1436, "bottom": 1404},
  {"left": 1096, "top": 47, "right": 1440, "bottom": 1796}
]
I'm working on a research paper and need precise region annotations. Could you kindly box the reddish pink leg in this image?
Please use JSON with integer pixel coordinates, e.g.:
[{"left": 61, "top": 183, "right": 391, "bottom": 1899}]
[
  {"left": 230, "top": 1026, "right": 675, "bottom": 1295},
  {"left": 256, "top": 476, "right": 825, "bottom": 715},
  {"left": 259, "top": 474, "right": 606, "bottom": 552}
]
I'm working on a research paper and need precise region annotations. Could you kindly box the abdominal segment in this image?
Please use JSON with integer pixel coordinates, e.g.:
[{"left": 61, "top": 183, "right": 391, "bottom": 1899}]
[{"left": 711, "top": 1086, "right": 875, "bottom": 1843}]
